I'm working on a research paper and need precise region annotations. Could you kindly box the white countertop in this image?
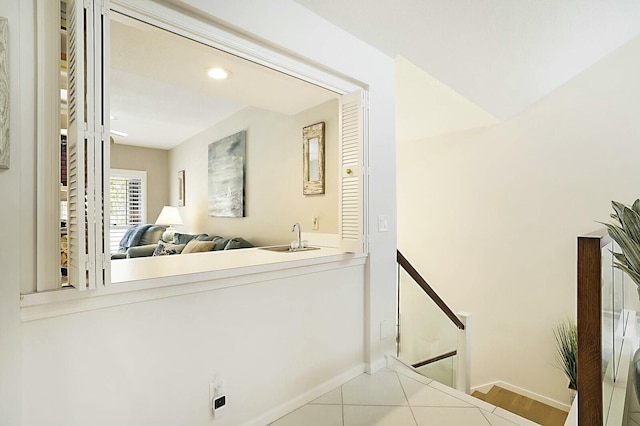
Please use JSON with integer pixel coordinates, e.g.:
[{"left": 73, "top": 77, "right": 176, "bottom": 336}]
[
  {"left": 111, "top": 246, "right": 353, "bottom": 284},
  {"left": 21, "top": 246, "right": 367, "bottom": 321}
]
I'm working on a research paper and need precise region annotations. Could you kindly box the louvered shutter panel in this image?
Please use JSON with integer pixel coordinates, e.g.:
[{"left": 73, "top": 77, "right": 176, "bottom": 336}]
[
  {"left": 66, "top": 0, "right": 88, "bottom": 289},
  {"left": 100, "top": 1, "right": 112, "bottom": 286},
  {"left": 88, "top": 0, "right": 110, "bottom": 288},
  {"left": 67, "top": 0, "right": 110, "bottom": 290},
  {"left": 339, "top": 91, "right": 365, "bottom": 253}
]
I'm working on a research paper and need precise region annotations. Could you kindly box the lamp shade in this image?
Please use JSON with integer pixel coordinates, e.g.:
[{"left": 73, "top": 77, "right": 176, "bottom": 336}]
[{"left": 155, "top": 206, "right": 183, "bottom": 226}]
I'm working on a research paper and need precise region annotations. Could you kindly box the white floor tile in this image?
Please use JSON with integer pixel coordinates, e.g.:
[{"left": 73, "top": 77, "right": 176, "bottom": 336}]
[
  {"left": 342, "top": 371, "right": 408, "bottom": 406},
  {"left": 311, "top": 387, "right": 342, "bottom": 405},
  {"left": 398, "top": 374, "right": 472, "bottom": 407},
  {"left": 482, "top": 411, "right": 518, "bottom": 426},
  {"left": 272, "top": 368, "right": 534, "bottom": 426},
  {"left": 412, "top": 407, "right": 491, "bottom": 426},
  {"left": 394, "top": 368, "right": 434, "bottom": 386},
  {"left": 270, "top": 404, "right": 343, "bottom": 426},
  {"left": 343, "top": 405, "right": 416, "bottom": 426}
]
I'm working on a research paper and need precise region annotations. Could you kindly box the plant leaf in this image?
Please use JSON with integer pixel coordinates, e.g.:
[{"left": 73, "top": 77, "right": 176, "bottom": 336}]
[
  {"left": 633, "top": 199, "right": 640, "bottom": 215},
  {"left": 620, "top": 205, "right": 640, "bottom": 245},
  {"left": 612, "top": 201, "right": 626, "bottom": 225},
  {"left": 602, "top": 222, "right": 640, "bottom": 272},
  {"left": 613, "top": 261, "right": 640, "bottom": 287},
  {"left": 553, "top": 319, "right": 577, "bottom": 389},
  {"left": 613, "top": 251, "right": 630, "bottom": 268}
]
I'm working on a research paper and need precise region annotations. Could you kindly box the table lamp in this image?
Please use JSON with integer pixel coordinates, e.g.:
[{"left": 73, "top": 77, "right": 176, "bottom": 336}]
[{"left": 155, "top": 206, "right": 183, "bottom": 242}]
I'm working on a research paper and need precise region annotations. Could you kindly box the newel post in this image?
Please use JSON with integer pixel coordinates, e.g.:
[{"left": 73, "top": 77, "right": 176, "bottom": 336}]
[{"left": 456, "top": 312, "right": 471, "bottom": 394}]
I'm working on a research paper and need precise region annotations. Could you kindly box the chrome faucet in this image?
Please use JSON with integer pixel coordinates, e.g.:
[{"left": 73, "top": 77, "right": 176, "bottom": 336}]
[{"left": 291, "top": 222, "right": 302, "bottom": 250}]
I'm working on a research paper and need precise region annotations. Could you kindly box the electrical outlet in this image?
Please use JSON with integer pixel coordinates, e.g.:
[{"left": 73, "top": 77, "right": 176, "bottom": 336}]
[
  {"left": 312, "top": 215, "right": 319, "bottom": 230},
  {"left": 214, "top": 395, "right": 227, "bottom": 411},
  {"left": 210, "top": 374, "right": 224, "bottom": 413}
]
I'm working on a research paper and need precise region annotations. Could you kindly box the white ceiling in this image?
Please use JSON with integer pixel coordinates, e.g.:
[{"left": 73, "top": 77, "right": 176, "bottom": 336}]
[
  {"left": 110, "top": 13, "right": 338, "bottom": 149},
  {"left": 293, "top": 0, "right": 640, "bottom": 120}
]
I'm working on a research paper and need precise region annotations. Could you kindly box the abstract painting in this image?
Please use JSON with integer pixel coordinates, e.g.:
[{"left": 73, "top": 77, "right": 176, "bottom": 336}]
[
  {"left": 208, "top": 130, "right": 246, "bottom": 217},
  {"left": 0, "top": 17, "right": 9, "bottom": 169}
]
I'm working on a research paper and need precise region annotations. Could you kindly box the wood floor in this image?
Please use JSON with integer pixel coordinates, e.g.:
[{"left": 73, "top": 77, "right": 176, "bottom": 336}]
[{"left": 472, "top": 386, "right": 568, "bottom": 426}]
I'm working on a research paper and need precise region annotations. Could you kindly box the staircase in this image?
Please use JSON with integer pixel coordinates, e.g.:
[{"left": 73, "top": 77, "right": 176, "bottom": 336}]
[
  {"left": 396, "top": 251, "right": 569, "bottom": 425},
  {"left": 472, "top": 386, "right": 568, "bottom": 426}
]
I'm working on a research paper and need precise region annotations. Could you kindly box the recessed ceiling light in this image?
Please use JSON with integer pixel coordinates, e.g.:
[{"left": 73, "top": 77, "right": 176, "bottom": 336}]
[
  {"left": 207, "top": 67, "right": 230, "bottom": 80},
  {"left": 110, "top": 115, "right": 117, "bottom": 120},
  {"left": 110, "top": 129, "right": 128, "bottom": 137}
]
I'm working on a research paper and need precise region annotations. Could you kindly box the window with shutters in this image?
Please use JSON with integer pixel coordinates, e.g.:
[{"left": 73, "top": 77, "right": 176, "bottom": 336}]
[{"left": 109, "top": 169, "right": 146, "bottom": 254}]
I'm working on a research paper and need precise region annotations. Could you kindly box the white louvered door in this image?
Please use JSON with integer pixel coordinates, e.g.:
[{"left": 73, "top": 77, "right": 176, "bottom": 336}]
[
  {"left": 67, "top": 0, "right": 110, "bottom": 290},
  {"left": 66, "top": 0, "right": 88, "bottom": 289},
  {"left": 339, "top": 90, "right": 365, "bottom": 253}
]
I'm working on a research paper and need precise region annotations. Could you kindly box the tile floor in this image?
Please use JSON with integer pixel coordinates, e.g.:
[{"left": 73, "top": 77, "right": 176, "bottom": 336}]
[{"left": 270, "top": 366, "right": 539, "bottom": 426}]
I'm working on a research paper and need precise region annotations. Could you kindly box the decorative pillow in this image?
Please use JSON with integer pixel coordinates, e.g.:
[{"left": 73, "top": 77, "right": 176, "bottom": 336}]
[
  {"left": 196, "top": 234, "right": 223, "bottom": 242},
  {"left": 213, "top": 238, "right": 230, "bottom": 251},
  {"left": 224, "top": 237, "right": 253, "bottom": 250},
  {"left": 173, "top": 233, "right": 206, "bottom": 245},
  {"left": 139, "top": 225, "right": 167, "bottom": 245},
  {"left": 182, "top": 239, "right": 216, "bottom": 254},
  {"left": 152, "top": 240, "right": 186, "bottom": 256}
]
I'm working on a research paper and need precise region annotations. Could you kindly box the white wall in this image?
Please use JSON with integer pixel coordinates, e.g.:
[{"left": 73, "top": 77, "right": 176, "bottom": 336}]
[
  {"left": 169, "top": 100, "right": 339, "bottom": 246},
  {"left": 0, "top": 0, "right": 35, "bottom": 424},
  {"left": 13, "top": 1, "right": 396, "bottom": 425},
  {"left": 173, "top": 0, "right": 398, "bottom": 369},
  {"left": 397, "top": 35, "right": 640, "bottom": 406},
  {"left": 21, "top": 265, "right": 365, "bottom": 425}
]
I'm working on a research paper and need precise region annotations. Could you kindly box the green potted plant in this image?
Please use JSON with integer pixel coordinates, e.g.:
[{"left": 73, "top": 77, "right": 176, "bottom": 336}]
[
  {"left": 602, "top": 200, "right": 640, "bottom": 297},
  {"left": 553, "top": 319, "right": 577, "bottom": 401}
]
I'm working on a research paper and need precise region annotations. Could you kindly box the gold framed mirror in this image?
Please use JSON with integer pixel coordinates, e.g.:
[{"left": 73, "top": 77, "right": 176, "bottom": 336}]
[{"left": 303, "top": 122, "right": 325, "bottom": 195}]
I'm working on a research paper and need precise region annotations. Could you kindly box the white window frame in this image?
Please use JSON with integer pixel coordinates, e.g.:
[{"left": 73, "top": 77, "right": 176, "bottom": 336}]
[
  {"left": 33, "top": 0, "right": 369, "bottom": 300},
  {"left": 109, "top": 168, "right": 147, "bottom": 254}
]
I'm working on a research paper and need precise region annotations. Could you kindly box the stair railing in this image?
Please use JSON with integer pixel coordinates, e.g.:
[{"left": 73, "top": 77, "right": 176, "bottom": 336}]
[
  {"left": 396, "top": 250, "right": 471, "bottom": 393},
  {"left": 577, "top": 230, "right": 637, "bottom": 425}
]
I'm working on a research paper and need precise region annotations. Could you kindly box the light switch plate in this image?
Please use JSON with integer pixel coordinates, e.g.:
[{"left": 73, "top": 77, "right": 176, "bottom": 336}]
[{"left": 378, "top": 215, "right": 389, "bottom": 232}]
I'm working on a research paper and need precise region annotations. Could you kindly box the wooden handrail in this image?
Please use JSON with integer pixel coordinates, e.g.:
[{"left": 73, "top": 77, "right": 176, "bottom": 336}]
[
  {"left": 412, "top": 350, "right": 457, "bottom": 369},
  {"left": 397, "top": 250, "right": 465, "bottom": 330}
]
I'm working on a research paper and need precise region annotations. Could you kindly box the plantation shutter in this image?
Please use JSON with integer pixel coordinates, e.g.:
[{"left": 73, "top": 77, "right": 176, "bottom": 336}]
[
  {"left": 339, "top": 90, "right": 365, "bottom": 253},
  {"left": 109, "top": 171, "right": 146, "bottom": 254},
  {"left": 66, "top": 0, "right": 88, "bottom": 289},
  {"left": 67, "top": 0, "right": 110, "bottom": 290}
]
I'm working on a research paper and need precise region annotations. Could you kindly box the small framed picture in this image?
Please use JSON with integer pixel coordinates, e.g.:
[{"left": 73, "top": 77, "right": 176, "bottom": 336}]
[
  {"left": 178, "top": 170, "right": 185, "bottom": 206},
  {"left": 303, "top": 122, "right": 325, "bottom": 195}
]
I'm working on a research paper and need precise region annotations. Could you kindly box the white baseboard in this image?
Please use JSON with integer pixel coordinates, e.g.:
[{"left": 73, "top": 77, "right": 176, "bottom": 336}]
[
  {"left": 471, "top": 380, "right": 571, "bottom": 412},
  {"left": 366, "top": 357, "right": 388, "bottom": 374},
  {"left": 245, "top": 363, "right": 365, "bottom": 426}
]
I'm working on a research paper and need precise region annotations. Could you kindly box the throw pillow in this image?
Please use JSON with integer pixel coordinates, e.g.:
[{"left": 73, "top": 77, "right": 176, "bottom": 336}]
[
  {"left": 196, "top": 235, "right": 228, "bottom": 249},
  {"left": 139, "top": 225, "right": 167, "bottom": 245},
  {"left": 173, "top": 233, "right": 206, "bottom": 245},
  {"left": 182, "top": 239, "right": 216, "bottom": 254},
  {"left": 224, "top": 237, "right": 253, "bottom": 250},
  {"left": 196, "top": 234, "right": 222, "bottom": 242},
  {"left": 152, "top": 240, "right": 186, "bottom": 256}
]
